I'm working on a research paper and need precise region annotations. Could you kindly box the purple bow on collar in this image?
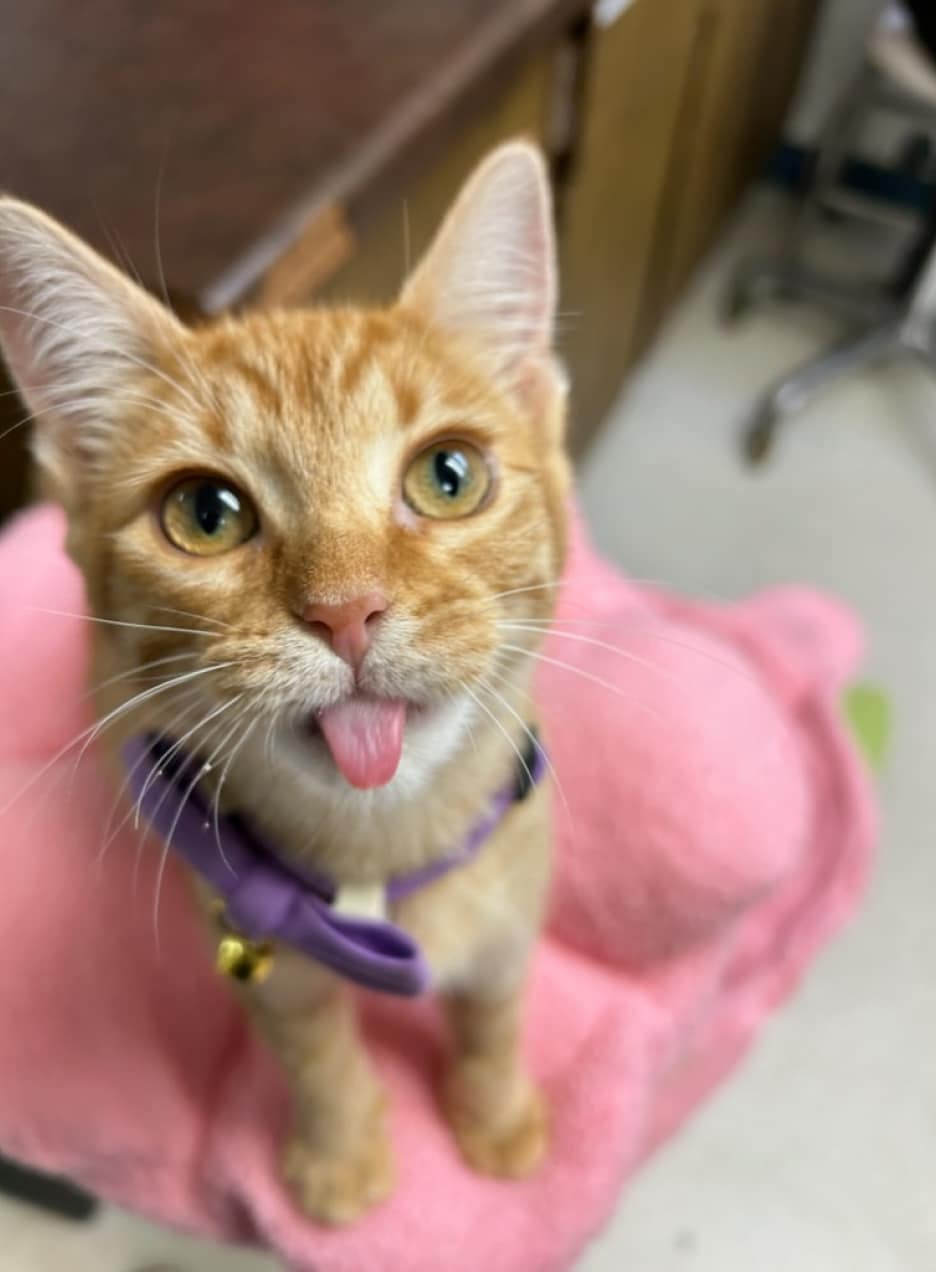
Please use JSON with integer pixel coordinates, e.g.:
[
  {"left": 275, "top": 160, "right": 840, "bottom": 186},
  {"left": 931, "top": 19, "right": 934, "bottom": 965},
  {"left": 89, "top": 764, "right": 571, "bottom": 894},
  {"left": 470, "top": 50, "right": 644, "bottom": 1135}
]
[{"left": 122, "top": 730, "right": 546, "bottom": 997}]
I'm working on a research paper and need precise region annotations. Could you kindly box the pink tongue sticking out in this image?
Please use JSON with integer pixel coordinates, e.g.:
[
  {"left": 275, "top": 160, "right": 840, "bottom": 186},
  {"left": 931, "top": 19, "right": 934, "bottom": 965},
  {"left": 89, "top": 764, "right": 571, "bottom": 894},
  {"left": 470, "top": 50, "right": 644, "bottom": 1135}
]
[{"left": 318, "top": 698, "right": 406, "bottom": 789}]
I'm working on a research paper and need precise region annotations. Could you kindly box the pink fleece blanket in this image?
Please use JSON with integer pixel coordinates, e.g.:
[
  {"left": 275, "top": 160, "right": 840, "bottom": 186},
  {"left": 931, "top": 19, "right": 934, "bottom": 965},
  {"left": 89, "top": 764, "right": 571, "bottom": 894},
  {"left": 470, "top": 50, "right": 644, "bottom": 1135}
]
[{"left": 0, "top": 505, "right": 875, "bottom": 1271}]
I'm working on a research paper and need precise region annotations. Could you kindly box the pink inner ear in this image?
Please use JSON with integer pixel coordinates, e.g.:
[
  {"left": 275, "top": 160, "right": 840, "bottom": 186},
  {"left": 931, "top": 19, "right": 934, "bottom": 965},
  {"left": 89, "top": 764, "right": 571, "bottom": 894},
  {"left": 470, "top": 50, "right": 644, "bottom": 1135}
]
[
  {"left": 0, "top": 196, "right": 190, "bottom": 497},
  {"left": 398, "top": 144, "right": 556, "bottom": 382}
]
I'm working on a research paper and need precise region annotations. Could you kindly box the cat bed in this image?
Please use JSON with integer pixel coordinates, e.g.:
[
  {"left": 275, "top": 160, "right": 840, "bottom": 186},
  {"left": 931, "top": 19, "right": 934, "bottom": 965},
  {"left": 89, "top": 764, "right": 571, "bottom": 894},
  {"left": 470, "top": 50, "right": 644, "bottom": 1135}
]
[{"left": 0, "top": 504, "right": 875, "bottom": 1272}]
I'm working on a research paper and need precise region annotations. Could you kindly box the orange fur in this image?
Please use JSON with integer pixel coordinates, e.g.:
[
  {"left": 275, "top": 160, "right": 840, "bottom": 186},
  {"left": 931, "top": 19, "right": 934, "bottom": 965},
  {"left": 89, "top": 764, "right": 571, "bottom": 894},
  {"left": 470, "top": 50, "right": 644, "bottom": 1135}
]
[{"left": 0, "top": 142, "right": 570, "bottom": 1222}]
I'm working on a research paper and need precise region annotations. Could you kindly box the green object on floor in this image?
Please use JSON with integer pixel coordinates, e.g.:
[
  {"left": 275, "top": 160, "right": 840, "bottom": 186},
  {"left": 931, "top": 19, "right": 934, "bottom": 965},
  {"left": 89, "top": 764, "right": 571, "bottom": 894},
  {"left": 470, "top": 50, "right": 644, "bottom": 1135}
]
[{"left": 843, "top": 683, "right": 891, "bottom": 773}]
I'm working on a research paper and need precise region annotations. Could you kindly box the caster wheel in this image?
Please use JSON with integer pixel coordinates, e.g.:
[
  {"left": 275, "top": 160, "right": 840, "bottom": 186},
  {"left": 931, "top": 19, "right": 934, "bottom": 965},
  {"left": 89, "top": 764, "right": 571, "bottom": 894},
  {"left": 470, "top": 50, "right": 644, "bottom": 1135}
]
[
  {"left": 719, "top": 279, "right": 753, "bottom": 326},
  {"left": 743, "top": 415, "right": 776, "bottom": 466}
]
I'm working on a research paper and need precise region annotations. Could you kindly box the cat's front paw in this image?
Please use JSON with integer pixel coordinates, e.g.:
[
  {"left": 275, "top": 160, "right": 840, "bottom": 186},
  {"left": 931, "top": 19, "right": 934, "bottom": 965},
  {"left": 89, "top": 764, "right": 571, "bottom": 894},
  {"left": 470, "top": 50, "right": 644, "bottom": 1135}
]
[
  {"left": 446, "top": 1078, "right": 549, "bottom": 1178},
  {"left": 282, "top": 1127, "right": 395, "bottom": 1225}
]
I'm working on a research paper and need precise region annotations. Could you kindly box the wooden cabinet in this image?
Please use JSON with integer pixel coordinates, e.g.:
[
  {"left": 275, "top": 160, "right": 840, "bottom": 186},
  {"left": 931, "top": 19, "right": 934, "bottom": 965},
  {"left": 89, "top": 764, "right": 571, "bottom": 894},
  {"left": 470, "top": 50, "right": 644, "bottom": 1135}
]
[
  {"left": 558, "top": 0, "right": 819, "bottom": 446},
  {"left": 299, "top": 0, "right": 818, "bottom": 455},
  {"left": 305, "top": 54, "right": 556, "bottom": 312},
  {"left": 0, "top": 0, "right": 818, "bottom": 520},
  {"left": 557, "top": 0, "right": 704, "bottom": 451},
  {"left": 644, "top": 0, "right": 819, "bottom": 320}
]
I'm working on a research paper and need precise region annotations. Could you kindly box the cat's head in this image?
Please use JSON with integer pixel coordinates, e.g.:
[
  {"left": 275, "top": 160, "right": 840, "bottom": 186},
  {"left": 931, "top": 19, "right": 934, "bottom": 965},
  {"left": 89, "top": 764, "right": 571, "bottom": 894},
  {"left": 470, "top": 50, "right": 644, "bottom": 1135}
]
[{"left": 0, "top": 143, "right": 569, "bottom": 795}]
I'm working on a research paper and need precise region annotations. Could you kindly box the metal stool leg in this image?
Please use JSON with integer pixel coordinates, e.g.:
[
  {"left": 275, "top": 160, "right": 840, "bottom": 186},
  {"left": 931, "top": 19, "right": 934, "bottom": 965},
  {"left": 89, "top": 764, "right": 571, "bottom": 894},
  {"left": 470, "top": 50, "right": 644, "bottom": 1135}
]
[
  {"left": 0, "top": 1153, "right": 98, "bottom": 1220},
  {"left": 723, "top": 66, "right": 878, "bottom": 325},
  {"left": 722, "top": 259, "right": 897, "bottom": 326},
  {"left": 791, "top": 65, "right": 879, "bottom": 235},
  {"left": 742, "top": 321, "right": 901, "bottom": 463}
]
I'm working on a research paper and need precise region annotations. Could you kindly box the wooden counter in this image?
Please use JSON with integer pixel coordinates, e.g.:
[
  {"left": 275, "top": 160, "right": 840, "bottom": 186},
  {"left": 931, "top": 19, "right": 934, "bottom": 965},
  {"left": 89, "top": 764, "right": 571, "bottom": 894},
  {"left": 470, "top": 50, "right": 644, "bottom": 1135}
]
[{"left": 0, "top": 0, "right": 818, "bottom": 516}]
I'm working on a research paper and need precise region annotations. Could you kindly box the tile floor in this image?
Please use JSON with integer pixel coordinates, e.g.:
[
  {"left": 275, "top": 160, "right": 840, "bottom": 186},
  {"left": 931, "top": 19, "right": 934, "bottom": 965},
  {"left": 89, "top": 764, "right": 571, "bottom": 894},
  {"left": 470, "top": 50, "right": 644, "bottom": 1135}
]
[{"left": 2, "top": 188, "right": 933, "bottom": 1271}]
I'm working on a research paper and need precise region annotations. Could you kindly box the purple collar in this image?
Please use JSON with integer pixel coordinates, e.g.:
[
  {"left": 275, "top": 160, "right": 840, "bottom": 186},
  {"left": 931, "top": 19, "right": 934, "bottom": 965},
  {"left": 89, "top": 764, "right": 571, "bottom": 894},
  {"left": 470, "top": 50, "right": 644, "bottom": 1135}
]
[{"left": 122, "top": 730, "right": 546, "bottom": 997}]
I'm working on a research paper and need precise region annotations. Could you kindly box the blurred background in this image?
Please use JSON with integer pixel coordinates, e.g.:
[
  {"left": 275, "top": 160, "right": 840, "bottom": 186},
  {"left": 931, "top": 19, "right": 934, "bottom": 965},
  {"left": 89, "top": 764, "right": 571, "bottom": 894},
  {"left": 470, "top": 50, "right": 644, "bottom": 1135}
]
[{"left": 1, "top": 1, "right": 933, "bottom": 1269}]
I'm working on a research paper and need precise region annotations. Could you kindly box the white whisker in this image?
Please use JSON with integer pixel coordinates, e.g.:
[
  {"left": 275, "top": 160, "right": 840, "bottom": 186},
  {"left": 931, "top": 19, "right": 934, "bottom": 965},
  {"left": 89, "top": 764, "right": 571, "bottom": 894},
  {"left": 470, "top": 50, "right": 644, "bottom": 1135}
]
[
  {"left": 0, "top": 388, "right": 193, "bottom": 446},
  {"left": 96, "top": 686, "right": 206, "bottom": 871},
  {"left": 150, "top": 706, "right": 255, "bottom": 949},
  {"left": 499, "top": 622, "right": 678, "bottom": 685},
  {"left": 130, "top": 698, "right": 247, "bottom": 900},
  {"left": 500, "top": 615, "right": 760, "bottom": 687},
  {"left": 498, "top": 643, "right": 665, "bottom": 722},
  {"left": 0, "top": 663, "right": 226, "bottom": 820},
  {"left": 83, "top": 651, "right": 204, "bottom": 701},
  {"left": 27, "top": 608, "right": 218, "bottom": 638},
  {"left": 153, "top": 143, "right": 172, "bottom": 310},
  {"left": 209, "top": 711, "right": 258, "bottom": 857},
  {"left": 263, "top": 710, "right": 279, "bottom": 768},
  {"left": 459, "top": 679, "right": 536, "bottom": 800},
  {"left": 0, "top": 303, "right": 205, "bottom": 417},
  {"left": 474, "top": 671, "right": 571, "bottom": 823},
  {"left": 488, "top": 580, "right": 563, "bottom": 605},
  {"left": 133, "top": 693, "right": 243, "bottom": 829},
  {"left": 204, "top": 704, "right": 257, "bottom": 875},
  {"left": 149, "top": 606, "right": 233, "bottom": 631},
  {"left": 67, "top": 662, "right": 236, "bottom": 797}
]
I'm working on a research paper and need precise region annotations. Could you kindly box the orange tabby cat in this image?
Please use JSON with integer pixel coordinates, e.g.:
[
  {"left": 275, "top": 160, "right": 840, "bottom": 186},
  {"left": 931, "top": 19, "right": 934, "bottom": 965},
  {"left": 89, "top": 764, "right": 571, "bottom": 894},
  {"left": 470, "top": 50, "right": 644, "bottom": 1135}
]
[{"left": 0, "top": 142, "right": 569, "bottom": 1223}]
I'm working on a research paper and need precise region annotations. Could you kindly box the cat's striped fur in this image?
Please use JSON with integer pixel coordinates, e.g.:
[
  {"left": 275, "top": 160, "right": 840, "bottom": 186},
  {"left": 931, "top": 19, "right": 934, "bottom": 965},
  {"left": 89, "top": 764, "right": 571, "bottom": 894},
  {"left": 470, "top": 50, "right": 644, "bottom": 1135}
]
[{"left": 0, "top": 142, "right": 569, "bottom": 1223}]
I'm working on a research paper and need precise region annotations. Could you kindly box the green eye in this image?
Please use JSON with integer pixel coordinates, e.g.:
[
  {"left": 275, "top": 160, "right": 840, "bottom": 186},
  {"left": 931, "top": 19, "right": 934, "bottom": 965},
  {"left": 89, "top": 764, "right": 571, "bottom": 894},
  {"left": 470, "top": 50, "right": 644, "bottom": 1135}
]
[
  {"left": 403, "top": 442, "right": 492, "bottom": 519},
  {"left": 160, "top": 477, "right": 258, "bottom": 556}
]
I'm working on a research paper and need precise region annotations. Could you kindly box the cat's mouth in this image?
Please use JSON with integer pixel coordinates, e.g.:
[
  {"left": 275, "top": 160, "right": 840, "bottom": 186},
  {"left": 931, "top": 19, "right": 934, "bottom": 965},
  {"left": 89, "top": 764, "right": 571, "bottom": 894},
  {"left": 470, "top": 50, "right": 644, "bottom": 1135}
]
[{"left": 303, "top": 695, "right": 411, "bottom": 790}]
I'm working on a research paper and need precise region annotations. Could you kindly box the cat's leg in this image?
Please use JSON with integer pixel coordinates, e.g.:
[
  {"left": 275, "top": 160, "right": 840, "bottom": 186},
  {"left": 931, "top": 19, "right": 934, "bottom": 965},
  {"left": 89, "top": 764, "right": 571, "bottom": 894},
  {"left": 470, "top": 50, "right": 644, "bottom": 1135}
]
[
  {"left": 420, "top": 790, "right": 552, "bottom": 1176},
  {"left": 443, "top": 972, "right": 548, "bottom": 1177},
  {"left": 245, "top": 960, "right": 394, "bottom": 1225},
  {"left": 191, "top": 877, "right": 392, "bottom": 1224}
]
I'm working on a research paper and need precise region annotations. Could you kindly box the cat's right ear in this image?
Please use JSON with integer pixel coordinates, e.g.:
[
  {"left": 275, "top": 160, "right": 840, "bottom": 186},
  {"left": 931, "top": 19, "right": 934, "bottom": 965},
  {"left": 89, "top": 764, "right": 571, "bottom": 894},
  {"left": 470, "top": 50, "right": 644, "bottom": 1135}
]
[
  {"left": 0, "top": 197, "right": 188, "bottom": 502},
  {"left": 398, "top": 141, "right": 563, "bottom": 415}
]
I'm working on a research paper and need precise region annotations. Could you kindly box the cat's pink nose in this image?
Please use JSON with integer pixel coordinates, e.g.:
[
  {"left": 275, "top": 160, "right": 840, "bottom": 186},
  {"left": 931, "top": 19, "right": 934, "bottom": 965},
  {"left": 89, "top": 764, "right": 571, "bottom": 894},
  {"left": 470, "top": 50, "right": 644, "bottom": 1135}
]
[{"left": 301, "top": 592, "right": 388, "bottom": 670}]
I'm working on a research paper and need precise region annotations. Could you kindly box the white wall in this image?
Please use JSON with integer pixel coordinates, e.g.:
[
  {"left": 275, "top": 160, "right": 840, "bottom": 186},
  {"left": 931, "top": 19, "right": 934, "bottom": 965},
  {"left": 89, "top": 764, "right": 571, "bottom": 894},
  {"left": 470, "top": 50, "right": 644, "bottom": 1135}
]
[{"left": 785, "top": 0, "right": 885, "bottom": 140}]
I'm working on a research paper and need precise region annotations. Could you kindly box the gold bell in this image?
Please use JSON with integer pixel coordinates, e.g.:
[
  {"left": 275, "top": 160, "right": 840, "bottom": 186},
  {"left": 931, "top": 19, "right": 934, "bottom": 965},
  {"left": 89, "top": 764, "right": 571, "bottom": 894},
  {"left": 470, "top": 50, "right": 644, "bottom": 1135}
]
[
  {"left": 215, "top": 933, "right": 275, "bottom": 984},
  {"left": 211, "top": 902, "right": 275, "bottom": 984}
]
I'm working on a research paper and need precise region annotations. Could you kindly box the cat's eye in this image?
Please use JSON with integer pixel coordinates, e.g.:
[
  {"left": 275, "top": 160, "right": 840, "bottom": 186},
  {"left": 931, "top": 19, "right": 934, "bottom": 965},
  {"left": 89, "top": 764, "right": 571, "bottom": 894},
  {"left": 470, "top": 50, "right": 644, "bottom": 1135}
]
[
  {"left": 402, "top": 441, "right": 492, "bottom": 519},
  {"left": 160, "top": 477, "right": 258, "bottom": 556}
]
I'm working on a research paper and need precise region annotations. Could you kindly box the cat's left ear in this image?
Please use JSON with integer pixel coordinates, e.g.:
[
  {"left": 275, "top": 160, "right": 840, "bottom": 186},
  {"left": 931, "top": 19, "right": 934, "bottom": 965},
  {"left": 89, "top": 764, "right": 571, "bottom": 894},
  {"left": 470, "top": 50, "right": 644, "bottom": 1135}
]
[
  {"left": 398, "top": 141, "right": 563, "bottom": 411},
  {"left": 0, "top": 197, "right": 189, "bottom": 502}
]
